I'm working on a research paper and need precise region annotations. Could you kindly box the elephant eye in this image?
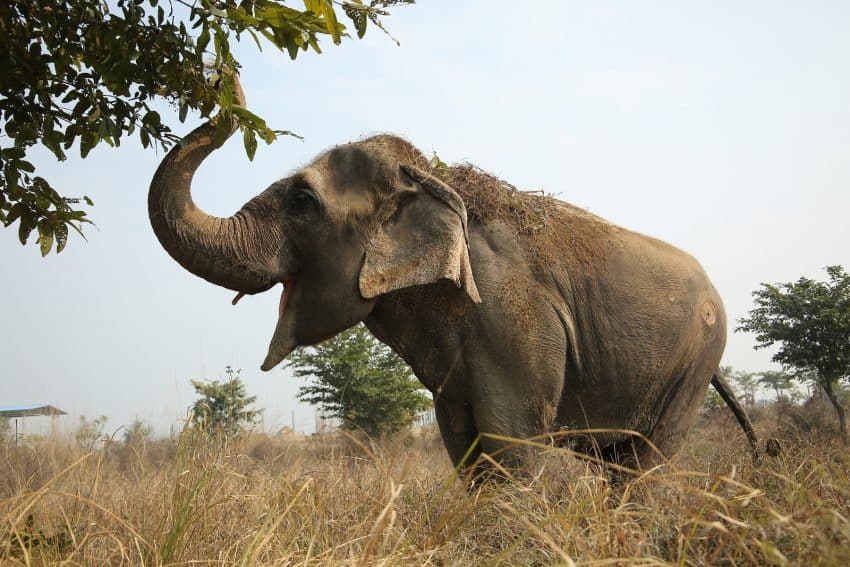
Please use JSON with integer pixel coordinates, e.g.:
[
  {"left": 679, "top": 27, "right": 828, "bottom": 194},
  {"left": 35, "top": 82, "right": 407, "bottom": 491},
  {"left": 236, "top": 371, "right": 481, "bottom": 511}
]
[{"left": 288, "top": 187, "right": 321, "bottom": 215}]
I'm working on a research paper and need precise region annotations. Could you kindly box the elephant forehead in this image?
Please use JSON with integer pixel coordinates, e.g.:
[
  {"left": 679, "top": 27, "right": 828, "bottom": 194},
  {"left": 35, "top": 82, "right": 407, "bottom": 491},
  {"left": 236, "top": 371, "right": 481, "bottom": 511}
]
[
  {"left": 297, "top": 149, "right": 384, "bottom": 219},
  {"left": 323, "top": 145, "right": 386, "bottom": 189}
]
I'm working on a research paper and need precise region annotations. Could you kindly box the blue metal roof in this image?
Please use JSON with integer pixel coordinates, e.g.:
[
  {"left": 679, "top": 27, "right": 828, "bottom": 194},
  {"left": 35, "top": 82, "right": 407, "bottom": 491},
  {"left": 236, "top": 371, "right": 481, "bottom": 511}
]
[{"left": 0, "top": 405, "right": 67, "bottom": 418}]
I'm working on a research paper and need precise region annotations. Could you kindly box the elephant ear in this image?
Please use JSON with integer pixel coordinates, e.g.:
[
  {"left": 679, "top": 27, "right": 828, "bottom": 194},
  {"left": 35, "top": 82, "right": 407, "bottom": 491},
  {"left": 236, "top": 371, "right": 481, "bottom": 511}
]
[{"left": 359, "top": 164, "right": 481, "bottom": 303}]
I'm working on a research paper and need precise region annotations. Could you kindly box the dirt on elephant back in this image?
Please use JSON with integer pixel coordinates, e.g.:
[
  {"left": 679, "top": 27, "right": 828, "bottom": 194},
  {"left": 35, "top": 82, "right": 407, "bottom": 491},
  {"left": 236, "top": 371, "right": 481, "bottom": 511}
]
[
  {"left": 357, "top": 134, "right": 613, "bottom": 267},
  {"left": 358, "top": 134, "right": 554, "bottom": 233}
]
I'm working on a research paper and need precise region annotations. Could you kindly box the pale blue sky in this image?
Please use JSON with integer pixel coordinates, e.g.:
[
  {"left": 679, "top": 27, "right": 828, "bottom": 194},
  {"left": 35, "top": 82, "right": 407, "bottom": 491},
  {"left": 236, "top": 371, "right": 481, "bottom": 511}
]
[{"left": 2, "top": 1, "right": 849, "bottom": 435}]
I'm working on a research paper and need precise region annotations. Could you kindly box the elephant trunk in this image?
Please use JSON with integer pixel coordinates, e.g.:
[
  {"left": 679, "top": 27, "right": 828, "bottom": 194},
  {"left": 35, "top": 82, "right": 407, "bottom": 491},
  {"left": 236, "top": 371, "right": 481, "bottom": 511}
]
[{"left": 148, "top": 78, "right": 282, "bottom": 294}]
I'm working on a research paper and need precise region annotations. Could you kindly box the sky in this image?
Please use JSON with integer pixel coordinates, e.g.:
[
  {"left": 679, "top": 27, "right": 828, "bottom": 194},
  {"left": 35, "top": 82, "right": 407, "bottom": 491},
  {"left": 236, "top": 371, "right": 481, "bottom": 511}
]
[{"left": 2, "top": 0, "right": 849, "bottom": 436}]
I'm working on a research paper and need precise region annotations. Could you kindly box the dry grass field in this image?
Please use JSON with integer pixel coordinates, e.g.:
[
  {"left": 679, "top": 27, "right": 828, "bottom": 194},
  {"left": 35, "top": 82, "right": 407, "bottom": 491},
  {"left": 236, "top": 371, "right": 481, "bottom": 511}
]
[{"left": 2, "top": 403, "right": 849, "bottom": 566}]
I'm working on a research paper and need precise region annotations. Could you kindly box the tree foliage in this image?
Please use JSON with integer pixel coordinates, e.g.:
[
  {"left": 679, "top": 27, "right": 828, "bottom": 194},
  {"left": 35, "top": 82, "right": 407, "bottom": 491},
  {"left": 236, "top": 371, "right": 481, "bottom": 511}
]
[
  {"left": 123, "top": 417, "right": 153, "bottom": 446},
  {"left": 757, "top": 369, "right": 800, "bottom": 402},
  {"left": 737, "top": 265, "right": 850, "bottom": 440},
  {"left": 1, "top": 0, "right": 411, "bottom": 255},
  {"left": 702, "top": 387, "right": 724, "bottom": 413},
  {"left": 703, "top": 365, "right": 804, "bottom": 414},
  {"left": 189, "top": 366, "right": 262, "bottom": 434},
  {"left": 288, "top": 324, "right": 431, "bottom": 437},
  {"left": 703, "top": 365, "right": 758, "bottom": 413},
  {"left": 75, "top": 414, "right": 108, "bottom": 448},
  {"left": 726, "top": 366, "right": 759, "bottom": 407}
]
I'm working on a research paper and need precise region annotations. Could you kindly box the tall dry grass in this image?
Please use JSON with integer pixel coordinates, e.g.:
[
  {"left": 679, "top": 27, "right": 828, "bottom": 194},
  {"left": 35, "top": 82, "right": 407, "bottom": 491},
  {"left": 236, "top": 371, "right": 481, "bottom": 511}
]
[{"left": 1, "top": 407, "right": 848, "bottom": 565}]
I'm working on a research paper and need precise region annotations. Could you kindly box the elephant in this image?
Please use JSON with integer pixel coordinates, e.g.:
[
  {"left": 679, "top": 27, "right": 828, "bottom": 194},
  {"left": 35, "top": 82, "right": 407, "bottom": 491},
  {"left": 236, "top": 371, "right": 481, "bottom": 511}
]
[{"left": 149, "top": 82, "right": 760, "bottom": 474}]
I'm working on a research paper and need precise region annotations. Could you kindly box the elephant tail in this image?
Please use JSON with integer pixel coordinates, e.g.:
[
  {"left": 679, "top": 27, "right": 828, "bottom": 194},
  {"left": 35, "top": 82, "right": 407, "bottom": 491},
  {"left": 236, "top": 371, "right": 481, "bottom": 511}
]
[{"left": 711, "top": 372, "right": 761, "bottom": 459}]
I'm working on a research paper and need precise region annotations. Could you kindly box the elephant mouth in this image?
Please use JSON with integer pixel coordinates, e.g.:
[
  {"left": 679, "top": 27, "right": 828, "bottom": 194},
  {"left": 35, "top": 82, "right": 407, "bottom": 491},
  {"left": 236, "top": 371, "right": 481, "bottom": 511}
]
[
  {"left": 260, "top": 274, "right": 297, "bottom": 372},
  {"left": 278, "top": 275, "right": 296, "bottom": 321}
]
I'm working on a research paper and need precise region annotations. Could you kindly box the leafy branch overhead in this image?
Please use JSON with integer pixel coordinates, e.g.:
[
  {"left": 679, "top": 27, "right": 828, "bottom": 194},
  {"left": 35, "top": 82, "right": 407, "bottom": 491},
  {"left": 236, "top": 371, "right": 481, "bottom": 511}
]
[{"left": 0, "top": 0, "right": 412, "bottom": 255}]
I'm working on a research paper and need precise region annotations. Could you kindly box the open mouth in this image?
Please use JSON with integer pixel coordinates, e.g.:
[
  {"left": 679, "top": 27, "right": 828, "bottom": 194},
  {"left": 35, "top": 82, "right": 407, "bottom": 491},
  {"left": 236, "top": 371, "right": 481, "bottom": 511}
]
[
  {"left": 278, "top": 275, "right": 295, "bottom": 321},
  {"left": 259, "top": 274, "right": 298, "bottom": 372},
  {"left": 231, "top": 274, "right": 298, "bottom": 372}
]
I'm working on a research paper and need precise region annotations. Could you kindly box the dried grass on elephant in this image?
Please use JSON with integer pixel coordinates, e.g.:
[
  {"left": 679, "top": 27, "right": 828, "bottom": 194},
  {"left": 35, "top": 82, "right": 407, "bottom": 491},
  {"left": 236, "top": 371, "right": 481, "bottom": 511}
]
[
  {"left": 356, "top": 133, "right": 615, "bottom": 269},
  {"left": 357, "top": 134, "right": 554, "bottom": 235}
]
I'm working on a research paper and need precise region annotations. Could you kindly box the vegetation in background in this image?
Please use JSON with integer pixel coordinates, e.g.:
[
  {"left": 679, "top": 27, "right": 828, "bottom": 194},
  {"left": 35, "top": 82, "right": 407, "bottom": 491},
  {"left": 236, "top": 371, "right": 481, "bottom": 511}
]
[
  {"left": 189, "top": 366, "right": 262, "bottom": 435},
  {"left": 738, "top": 265, "right": 850, "bottom": 441},
  {"left": 0, "top": 419, "right": 10, "bottom": 444},
  {"left": 73, "top": 414, "right": 107, "bottom": 449},
  {"left": 1, "top": 402, "right": 849, "bottom": 564},
  {"left": 288, "top": 324, "right": 432, "bottom": 436},
  {"left": 701, "top": 386, "right": 724, "bottom": 413},
  {"left": 123, "top": 418, "right": 153, "bottom": 447},
  {"left": 703, "top": 365, "right": 760, "bottom": 413},
  {"left": 757, "top": 369, "right": 802, "bottom": 402},
  {"left": 726, "top": 366, "right": 759, "bottom": 407},
  {"left": 0, "top": 0, "right": 412, "bottom": 255}
]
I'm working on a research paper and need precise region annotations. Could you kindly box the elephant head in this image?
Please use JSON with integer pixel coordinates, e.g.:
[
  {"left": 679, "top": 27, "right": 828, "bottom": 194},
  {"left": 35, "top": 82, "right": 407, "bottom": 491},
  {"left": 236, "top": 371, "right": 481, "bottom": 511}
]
[{"left": 149, "top": 88, "right": 480, "bottom": 371}]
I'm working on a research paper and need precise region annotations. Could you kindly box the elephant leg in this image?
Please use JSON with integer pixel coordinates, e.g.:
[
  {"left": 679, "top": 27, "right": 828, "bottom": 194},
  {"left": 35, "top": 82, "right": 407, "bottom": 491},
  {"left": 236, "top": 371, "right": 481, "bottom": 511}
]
[
  {"left": 468, "top": 319, "right": 567, "bottom": 475},
  {"left": 470, "top": 384, "right": 559, "bottom": 475},
  {"left": 602, "top": 368, "right": 714, "bottom": 473},
  {"left": 434, "top": 397, "right": 481, "bottom": 471},
  {"left": 433, "top": 379, "right": 557, "bottom": 478},
  {"left": 473, "top": 412, "right": 540, "bottom": 474},
  {"left": 644, "top": 369, "right": 716, "bottom": 467}
]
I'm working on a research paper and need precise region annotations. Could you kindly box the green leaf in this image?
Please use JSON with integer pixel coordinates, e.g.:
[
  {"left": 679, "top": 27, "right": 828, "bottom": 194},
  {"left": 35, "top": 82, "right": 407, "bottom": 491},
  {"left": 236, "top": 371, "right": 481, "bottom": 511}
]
[
  {"left": 64, "top": 125, "right": 79, "bottom": 149},
  {"left": 213, "top": 28, "right": 229, "bottom": 60},
  {"left": 246, "top": 29, "right": 264, "bottom": 51},
  {"left": 4, "top": 203, "right": 24, "bottom": 226},
  {"left": 321, "top": 2, "right": 342, "bottom": 44},
  {"left": 2, "top": 147, "right": 25, "bottom": 160},
  {"left": 303, "top": 0, "right": 323, "bottom": 13},
  {"left": 43, "top": 130, "right": 67, "bottom": 160},
  {"left": 55, "top": 223, "right": 69, "bottom": 253},
  {"left": 219, "top": 75, "right": 234, "bottom": 108},
  {"left": 213, "top": 114, "right": 233, "bottom": 147},
  {"left": 80, "top": 131, "right": 99, "bottom": 158},
  {"left": 18, "top": 214, "right": 34, "bottom": 245},
  {"left": 307, "top": 34, "right": 323, "bottom": 53},
  {"left": 231, "top": 106, "right": 265, "bottom": 127},
  {"left": 243, "top": 129, "right": 258, "bottom": 161},
  {"left": 197, "top": 27, "right": 211, "bottom": 55},
  {"left": 143, "top": 111, "right": 162, "bottom": 127},
  {"left": 286, "top": 39, "right": 300, "bottom": 60},
  {"left": 38, "top": 222, "right": 54, "bottom": 256}
]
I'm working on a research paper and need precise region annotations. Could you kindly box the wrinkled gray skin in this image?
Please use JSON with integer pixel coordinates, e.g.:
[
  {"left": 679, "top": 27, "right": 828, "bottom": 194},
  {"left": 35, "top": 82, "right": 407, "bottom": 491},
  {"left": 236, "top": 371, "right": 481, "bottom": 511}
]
[{"left": 149, "top": 90, "right": 758, "bottom": 473}]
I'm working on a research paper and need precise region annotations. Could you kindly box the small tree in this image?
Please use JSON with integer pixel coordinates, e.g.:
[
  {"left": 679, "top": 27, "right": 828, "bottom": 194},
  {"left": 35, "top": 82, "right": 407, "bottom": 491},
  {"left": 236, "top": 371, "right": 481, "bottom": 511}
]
[
  {"left": 123, "top": 418, "right": 153, "bottom": 446},
  {"left": 718, "top": 365, "right": 759, "bottom": 407},
  {"left": 189, "top": 366, "right": 262, "bottom": 435},
  {"left": 728, "top": 367, "right": 759, "bottom": 407},
  {"left": 288, "top": 324, "right": 432, "bottom": 437},
  {"left": 75, "top": 414, "right": 108, "bottom": 449},
  {"left": 738, "top": 266, "right": 850, "bottom": 441},
  {"left": 702, "top": 388, "right": 724, "bottom": 413},
  {"left": 757, "top": 370, "right": 799, "bottom": 402}
]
